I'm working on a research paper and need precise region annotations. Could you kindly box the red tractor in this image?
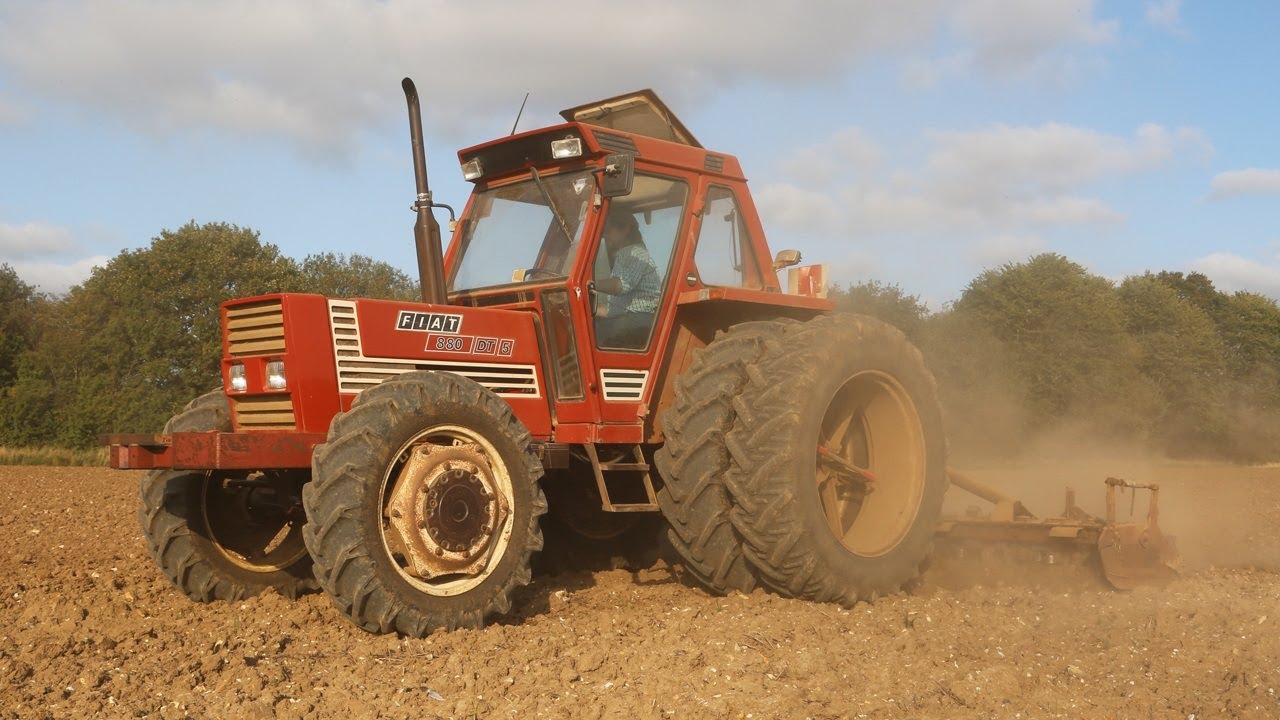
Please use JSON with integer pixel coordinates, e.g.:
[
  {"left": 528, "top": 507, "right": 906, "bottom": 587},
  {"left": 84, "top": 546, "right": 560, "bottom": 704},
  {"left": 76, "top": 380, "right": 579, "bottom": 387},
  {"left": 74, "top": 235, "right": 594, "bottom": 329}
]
[{"left": 106, "top": 79, "right": 947, "bottom": 636}]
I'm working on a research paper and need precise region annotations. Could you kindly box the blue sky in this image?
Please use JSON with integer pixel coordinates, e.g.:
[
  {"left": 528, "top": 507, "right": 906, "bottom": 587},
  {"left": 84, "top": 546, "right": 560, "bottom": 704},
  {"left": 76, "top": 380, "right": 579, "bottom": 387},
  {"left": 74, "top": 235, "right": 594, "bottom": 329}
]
[{"left": 1, "top": 0, "right": 1278, "bottom": 308}]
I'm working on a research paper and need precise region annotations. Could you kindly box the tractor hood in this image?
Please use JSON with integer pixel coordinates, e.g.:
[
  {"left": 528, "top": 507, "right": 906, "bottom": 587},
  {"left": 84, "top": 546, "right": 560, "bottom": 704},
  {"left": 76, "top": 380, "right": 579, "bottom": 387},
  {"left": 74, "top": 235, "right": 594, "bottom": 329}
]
[{"left": 560, "top": 89, "right": 702, "bottom": 148}]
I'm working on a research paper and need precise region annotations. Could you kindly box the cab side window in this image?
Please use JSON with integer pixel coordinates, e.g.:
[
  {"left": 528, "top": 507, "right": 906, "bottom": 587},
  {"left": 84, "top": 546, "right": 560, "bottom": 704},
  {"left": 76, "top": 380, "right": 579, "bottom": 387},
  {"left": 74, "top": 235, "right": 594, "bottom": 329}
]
[{"left": 693, "top": 186, "right": 762, "bottom": 289}]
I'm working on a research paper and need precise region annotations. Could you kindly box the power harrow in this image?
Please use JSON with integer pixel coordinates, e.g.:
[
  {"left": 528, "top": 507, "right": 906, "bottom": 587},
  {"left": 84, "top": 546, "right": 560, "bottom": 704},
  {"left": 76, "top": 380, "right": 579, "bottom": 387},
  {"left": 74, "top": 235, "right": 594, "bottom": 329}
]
[{"left": 936, "top": 471, "right": 1181, "bottom": 589}]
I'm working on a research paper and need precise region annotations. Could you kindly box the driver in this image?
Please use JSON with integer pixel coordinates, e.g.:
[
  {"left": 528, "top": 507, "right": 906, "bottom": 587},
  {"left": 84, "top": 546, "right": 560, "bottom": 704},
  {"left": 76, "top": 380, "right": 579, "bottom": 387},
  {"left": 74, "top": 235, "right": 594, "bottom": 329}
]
[{"left": 595, "top": 210, "right": 660, "bottom": 348}]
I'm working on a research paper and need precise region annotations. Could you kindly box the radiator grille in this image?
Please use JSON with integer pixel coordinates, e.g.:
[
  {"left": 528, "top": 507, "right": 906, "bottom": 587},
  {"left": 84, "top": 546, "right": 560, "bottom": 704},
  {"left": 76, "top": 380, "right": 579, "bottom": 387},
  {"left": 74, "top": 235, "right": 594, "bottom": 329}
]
[
  {"left": 226, "top": 300, "right": 286, "bottom": 357},
  {"left": 328, "top": 300, "right": 540, "bottom": 398},
  {"left": 230, "top": 395, "right": 297, "bottom": 430}
]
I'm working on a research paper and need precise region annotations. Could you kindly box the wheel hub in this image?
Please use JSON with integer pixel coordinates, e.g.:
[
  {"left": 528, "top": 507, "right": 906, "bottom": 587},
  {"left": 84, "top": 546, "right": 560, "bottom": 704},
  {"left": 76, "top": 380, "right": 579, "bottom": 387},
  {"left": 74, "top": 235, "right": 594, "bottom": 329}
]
[
  {"left": 425, "top": 468, "right": 493, "bottom": 552},
  {"left": 385, "top": 443, "right": 508, "bottom": 580}
]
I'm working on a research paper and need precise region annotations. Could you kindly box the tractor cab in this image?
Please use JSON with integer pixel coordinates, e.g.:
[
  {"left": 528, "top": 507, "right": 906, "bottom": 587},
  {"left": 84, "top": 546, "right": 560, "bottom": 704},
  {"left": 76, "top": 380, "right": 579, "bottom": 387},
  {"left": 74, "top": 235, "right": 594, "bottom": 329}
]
[{"left": 443, "top": 90, "right": 828, "bottom": 441}]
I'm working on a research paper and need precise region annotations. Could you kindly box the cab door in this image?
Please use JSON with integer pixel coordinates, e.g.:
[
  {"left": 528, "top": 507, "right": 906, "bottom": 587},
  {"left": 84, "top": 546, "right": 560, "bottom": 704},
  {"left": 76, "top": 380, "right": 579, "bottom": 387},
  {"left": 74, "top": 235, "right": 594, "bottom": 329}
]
[{"left": 577, "top": 172, "right": 693, "bottom": 429}]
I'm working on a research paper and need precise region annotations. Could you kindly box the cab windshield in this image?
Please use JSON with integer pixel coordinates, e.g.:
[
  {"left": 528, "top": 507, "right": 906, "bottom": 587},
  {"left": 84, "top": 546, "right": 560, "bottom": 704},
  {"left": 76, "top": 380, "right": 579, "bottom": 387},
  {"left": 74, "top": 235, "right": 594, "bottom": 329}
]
[{"left": 449, "top": 169, "right": 595, "bottom": 292}]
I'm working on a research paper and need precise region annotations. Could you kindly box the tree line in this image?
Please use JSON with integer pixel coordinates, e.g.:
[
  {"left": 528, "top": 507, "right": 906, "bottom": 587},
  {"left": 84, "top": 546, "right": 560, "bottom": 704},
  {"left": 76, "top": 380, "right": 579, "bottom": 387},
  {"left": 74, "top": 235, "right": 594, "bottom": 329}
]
[
  {"left": 832, "top": 254, "right": 1280, "bottom": 462},
  {"left": 3, "top": 223, "right": 1279, "bottom": 462}
]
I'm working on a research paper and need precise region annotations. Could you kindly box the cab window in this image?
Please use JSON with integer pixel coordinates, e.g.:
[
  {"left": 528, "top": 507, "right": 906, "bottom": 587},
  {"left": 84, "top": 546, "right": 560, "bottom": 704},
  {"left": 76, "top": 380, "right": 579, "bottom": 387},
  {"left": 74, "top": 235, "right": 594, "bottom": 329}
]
[
  {"left": 591, "top": 175, "right": 687, "bottom": 351},
  {"left": 694, "top": 186, "right": 762, "bottom": 289}
]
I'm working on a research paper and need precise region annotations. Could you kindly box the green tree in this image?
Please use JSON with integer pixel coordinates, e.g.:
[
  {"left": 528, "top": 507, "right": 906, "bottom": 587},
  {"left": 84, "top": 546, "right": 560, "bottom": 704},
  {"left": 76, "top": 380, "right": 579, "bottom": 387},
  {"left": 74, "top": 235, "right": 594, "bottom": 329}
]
[
  {"left": 1117, "top": 275, "right": 1228, "bottom": 454},
  {"left": 919, "top": 309, "right": 1033, "bottom": 459},
  {"left": 829, "top": 280, "right": 929, "bottom": 340},
  {"left": 1216, "top": 291, "right": 1280, "bottom": 376},
  {"left": 950, "top": 253, "right": 1154, "bottom": 436},
  {"left": 0, "top": 263, "right": 39, "bottom": 388},
  {"left": 1213, "top": 291, "right": 1280, "bottom": 460},
  {"left": 1151, "top": 271, "right": 1227, "bottom": 322},
  {"left": 299, "top": 252, "right": 419, "bottom": 301}
]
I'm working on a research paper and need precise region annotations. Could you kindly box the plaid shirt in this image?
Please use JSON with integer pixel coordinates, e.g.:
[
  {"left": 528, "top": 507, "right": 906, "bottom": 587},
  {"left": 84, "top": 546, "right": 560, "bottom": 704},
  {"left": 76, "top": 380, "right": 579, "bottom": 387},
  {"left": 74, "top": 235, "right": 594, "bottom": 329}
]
[{"left": 606, "top": 243, "right": 660, "bottom": 315}]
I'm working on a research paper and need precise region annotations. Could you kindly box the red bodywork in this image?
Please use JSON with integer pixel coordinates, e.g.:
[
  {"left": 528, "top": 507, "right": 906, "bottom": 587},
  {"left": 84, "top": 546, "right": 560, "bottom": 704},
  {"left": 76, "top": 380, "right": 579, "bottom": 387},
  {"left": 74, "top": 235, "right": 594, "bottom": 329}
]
[{"left": 106, "top": 114, "right": 832, "bottom": 471}]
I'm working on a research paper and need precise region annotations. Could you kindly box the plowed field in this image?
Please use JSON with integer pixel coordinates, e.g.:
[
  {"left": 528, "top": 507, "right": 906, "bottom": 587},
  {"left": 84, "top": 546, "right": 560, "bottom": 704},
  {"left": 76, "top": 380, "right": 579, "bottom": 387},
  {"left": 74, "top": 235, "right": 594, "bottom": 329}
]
[{"left": 2, "top": 462, "right": 1277, "bottom": 719}]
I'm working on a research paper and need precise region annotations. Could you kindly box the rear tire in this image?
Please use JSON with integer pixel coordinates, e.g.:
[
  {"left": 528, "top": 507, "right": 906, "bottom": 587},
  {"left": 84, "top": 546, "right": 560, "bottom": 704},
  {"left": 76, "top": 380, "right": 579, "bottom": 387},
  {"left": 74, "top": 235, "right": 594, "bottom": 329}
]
[
  {"left": 303, "top": 372, "right": 546, "bottom": 636},
  {"left": 654, "top": 320, "right": 792, "bottom": 594},
  {"left": 139, "top": 391, "right": 314, "bottom": 602},
  {"left": 725, "top": 315, "right": 947, "bottom": 606}
]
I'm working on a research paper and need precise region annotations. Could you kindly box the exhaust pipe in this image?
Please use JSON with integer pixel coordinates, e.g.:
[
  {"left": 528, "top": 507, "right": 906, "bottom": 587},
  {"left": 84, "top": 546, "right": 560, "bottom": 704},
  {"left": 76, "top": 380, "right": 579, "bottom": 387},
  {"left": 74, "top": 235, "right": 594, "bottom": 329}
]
[{"left": 402, "top": 77, "right": 448, "bottom": 305}]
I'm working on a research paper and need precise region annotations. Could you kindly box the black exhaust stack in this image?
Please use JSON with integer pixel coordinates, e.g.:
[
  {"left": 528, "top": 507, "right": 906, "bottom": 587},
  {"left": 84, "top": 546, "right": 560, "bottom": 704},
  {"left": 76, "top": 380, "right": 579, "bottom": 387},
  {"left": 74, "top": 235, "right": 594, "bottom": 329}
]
[{"left": 402, "top": 77, "right": 448, "bottom": 305}]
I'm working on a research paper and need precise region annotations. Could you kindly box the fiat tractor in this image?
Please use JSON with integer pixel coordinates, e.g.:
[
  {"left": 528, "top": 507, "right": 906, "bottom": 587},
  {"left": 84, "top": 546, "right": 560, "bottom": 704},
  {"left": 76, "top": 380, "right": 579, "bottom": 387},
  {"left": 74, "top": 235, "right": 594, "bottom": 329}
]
[{"left": 104, "top": 79, "right": 1174, "bottom": 636}]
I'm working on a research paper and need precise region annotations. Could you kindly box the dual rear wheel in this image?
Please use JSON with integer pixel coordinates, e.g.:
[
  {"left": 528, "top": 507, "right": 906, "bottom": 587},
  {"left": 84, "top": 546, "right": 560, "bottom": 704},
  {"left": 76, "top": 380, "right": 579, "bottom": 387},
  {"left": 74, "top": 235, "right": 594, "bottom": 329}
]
[{"left": 657, "top": 314, "right": 948, "bottom": 606}]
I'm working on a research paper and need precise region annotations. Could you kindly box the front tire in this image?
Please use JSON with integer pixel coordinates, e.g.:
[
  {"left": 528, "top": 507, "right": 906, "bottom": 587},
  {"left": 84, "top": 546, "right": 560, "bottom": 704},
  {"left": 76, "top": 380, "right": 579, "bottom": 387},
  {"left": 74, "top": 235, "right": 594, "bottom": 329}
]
[
  {"left": 139, "top": 391, "right": 314, "bottom": 602},
  {"left": 303, "top": 372, "right": 546, "bottom": 636},
  {"left": 725, "top": 314, "right": 947, "bottom": 606}
]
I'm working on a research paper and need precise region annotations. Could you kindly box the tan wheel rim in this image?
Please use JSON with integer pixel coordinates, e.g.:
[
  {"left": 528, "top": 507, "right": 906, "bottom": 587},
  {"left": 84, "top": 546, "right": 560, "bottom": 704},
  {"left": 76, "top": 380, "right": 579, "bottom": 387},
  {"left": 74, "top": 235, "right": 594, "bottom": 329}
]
[
  {"left": 201, "top": 472, "right": 309, "bottom": 573},
  {"left": 814, "top": 371, "right": 926, "bottom": 557},
  {"left": 378, "top": 425, "right": 516, "bottom": 597}
]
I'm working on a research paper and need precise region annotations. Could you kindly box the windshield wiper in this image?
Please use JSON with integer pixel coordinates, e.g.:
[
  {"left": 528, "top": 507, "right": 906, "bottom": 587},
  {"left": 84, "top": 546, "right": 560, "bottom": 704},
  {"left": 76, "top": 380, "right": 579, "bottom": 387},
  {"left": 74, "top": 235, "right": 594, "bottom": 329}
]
[{"left": 529, "top": 167, "right": 577, "bottom": 250}]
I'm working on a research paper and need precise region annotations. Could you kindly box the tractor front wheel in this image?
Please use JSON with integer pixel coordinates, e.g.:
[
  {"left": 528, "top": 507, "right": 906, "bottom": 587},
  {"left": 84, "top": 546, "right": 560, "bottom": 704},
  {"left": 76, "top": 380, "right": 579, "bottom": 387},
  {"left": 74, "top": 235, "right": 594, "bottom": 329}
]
[
  {"left": 303, "top": 371, "right": 546, "bottom": 636},
  {"left": 139, "top": 391, "right": 314, "bottom": 602}
]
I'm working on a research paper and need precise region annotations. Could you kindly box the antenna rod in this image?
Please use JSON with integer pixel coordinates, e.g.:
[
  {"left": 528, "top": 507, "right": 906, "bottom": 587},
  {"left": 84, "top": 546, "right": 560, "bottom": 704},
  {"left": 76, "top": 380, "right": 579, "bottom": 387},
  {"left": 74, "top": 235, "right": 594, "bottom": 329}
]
[
  {"left": 402, "top": 77, "right": 447, "bottom": 305},
  {"left": 510, "top": 92, "right": 530, "bottom": 136}
]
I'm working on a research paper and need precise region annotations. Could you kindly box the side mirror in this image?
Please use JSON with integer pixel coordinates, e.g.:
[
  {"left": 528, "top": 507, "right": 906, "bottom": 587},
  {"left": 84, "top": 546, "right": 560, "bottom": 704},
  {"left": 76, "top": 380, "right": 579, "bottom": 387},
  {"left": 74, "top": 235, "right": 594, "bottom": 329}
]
[
  {"left": 600, "top": 153, "right": 635, "bottom": 198},
  {"left": 772, "top": 249, "right": 803, "bottom": 271}
]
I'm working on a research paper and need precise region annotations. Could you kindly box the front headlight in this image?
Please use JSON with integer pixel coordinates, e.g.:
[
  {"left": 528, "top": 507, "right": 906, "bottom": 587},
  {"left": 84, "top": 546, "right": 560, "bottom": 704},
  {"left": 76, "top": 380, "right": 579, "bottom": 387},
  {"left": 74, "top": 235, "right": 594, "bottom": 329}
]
[
  {"left": 266, "top": 359, "right": 287, "bottom": 390},
  {"left": 229, "top": 363, "right": 247, "bottom": 392}
]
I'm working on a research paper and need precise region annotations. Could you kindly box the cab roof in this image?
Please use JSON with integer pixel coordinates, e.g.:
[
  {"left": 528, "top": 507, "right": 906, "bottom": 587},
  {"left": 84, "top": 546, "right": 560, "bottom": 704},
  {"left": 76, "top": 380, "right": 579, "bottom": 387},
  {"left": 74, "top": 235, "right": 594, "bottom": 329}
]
[{"left": 559, "top": 89, "right": 702, "bottom": 148}]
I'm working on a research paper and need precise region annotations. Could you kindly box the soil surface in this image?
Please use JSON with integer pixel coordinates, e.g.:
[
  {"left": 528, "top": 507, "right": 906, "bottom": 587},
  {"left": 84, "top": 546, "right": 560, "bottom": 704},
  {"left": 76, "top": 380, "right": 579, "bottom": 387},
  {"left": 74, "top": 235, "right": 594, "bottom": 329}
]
[{"left": 2, "top": 462, "right": 1277, "bottom": 719}]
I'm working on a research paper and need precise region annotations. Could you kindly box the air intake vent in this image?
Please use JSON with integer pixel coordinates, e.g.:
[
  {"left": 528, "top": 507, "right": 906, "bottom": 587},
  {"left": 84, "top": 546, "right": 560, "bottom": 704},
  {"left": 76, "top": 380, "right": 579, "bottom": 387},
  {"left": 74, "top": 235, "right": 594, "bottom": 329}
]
[
  {"left": 593, "top": 131, "right": 638, "bottom": 156},
  {"left": 230, "top": 395, "right": 297, "bottom": 430},
  {"left": 328, "top": 300, "right": 541, "bottom": 398},
  {"left": 226, "top": 300, "right": 286, "bottom": 357},
  {"left": 600, "top": 368, "right": 649, "bottom": 402}
]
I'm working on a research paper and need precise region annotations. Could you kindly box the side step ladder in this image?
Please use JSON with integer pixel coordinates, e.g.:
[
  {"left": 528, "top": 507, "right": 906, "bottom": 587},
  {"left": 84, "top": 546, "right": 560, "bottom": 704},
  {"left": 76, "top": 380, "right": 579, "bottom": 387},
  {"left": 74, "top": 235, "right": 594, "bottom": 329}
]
[{"left": 583, "top": 444, "right": 658, "bottom": 512}]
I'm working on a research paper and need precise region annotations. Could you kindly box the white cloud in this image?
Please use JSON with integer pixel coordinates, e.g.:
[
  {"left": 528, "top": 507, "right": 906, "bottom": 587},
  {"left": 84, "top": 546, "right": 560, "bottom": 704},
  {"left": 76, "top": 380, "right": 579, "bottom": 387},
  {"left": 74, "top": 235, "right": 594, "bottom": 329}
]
[
  {"left": 971, "top": 234, "right": 1047, "bottom": 266},
  {"left": 1207, "top": 168, "right": 1280, "bottom": 200},
  {"left": 950, "top": 0, "right": 1117, "bottom": 74},
  {"left": 1144, "top": 0, "right": 1184, "bottom": 34},
  {"left": 0, "top": 94, "right": 28, "bottom": 126},
  {"left": 922, "top": 123, "right": 1208, "bottom": 200},
  {"left": 755, "top": 120, "right": 1209, "bottom": 285},
  {"left": 7, "top": 255, "right": 108, "bottom": 294},
  {"left": 0, "top": 0, "right": 1121, "bottom": 160},
  {"left": 0, "top": 221, "right": 77, "bottom": 259},
  {"left": 778, "top": 128, "right": 883, "bottom": 185},
  {"left": 1189, "top": 251, "right": 1280, "bottom": 298},
  {"left": 760, "top": 121, "right": 1207, "bottom": 237}
]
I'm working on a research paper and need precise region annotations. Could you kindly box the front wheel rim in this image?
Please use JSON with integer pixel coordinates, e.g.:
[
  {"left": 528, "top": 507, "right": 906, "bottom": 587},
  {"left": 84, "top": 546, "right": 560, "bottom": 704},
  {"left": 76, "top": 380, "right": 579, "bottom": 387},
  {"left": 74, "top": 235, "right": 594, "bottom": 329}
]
[
  {"left": 378, "top": 424, "right": 516, "bottom": 597},
  {"left": 201, "top": 472, "right": 309, "bottom": 573}
]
